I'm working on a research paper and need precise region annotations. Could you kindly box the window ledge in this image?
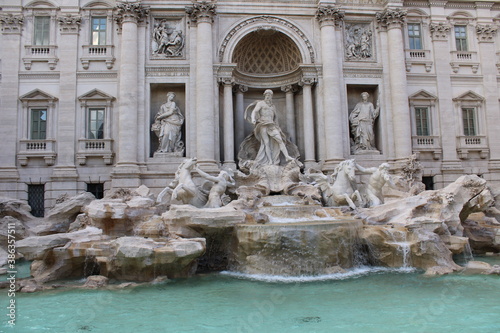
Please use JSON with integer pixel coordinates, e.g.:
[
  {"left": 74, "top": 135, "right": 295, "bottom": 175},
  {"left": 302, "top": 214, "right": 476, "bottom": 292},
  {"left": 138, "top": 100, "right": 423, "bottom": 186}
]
[
  {"left": 457, "top": 135, "right": 489, "bottom": 159},
  {"left": 76, "top": 138, "right": 114, "bottom": 165},
  {"left": 18, "top": 139, "right": 56, "bottom": 166},
  {"left": 23, "top": 45, "right": 58, "bottom": 70},
  {"left": 405, "top": 49, "right": 433, "bottom": 72},
  {"left": 411, "top": 136, "right": 441, "bottom": 159},
  {"left": 81, "top": 45, "right": 115, "bottom": 70},
  {"left": 450, "top": 51, "right": 479, "bottom": 73}
]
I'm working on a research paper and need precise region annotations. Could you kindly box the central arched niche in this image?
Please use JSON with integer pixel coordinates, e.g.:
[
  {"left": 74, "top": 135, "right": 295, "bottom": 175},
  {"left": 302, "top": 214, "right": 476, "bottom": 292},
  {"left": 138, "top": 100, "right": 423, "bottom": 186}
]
[{"left": 232, "top": 29, "right": 302, "bottom": 75}]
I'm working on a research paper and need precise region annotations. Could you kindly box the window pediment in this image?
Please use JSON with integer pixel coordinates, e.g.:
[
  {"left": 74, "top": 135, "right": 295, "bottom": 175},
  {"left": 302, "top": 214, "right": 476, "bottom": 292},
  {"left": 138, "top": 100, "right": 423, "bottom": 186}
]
[
  {"left": 78, "top": 89, "right": 115, "bottom": 102},
  {"left": 453, "top": 90, "right": 484, "bottom": 102},
  {"left": 19, "top": 89, "right": 58, "bottom": 103}
]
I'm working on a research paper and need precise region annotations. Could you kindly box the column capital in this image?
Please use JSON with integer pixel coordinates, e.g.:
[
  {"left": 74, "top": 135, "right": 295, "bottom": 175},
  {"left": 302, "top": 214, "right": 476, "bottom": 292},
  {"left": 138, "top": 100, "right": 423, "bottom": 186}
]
[
  {"left": 316, "top": 5, "right": 344, "bottom": 28},
  {"left": 299, "top": 77, "right": 317, "bottom": 86},
  {"left": 0, "top": 14, "right": 24, "bottom": 34},
  {"left": 234, "top": 84, "right": 248, "bottom": 94},
  {"left": 281, "top": 85, "right": 298, "bottom": 93},
  {"left": 185, "top": 1, "right": 217, "bottom": 25},
  {"left": 376, "top": 8, "right": 407, "bottom": 30},
  {"left": 430, "top": 22, "right": 451, "bottom": 41},
  {"left": 476, "top": 24, "right": 498, "bottom": 43},
  {"left": 219, "top": 76, "right": 235, "bottom": 86},
  {"left": 58, "top": 14, "right": 82, "bottom": 34},
  {"left": 115, "top": 1, "right": 149, "bottom": 25}
]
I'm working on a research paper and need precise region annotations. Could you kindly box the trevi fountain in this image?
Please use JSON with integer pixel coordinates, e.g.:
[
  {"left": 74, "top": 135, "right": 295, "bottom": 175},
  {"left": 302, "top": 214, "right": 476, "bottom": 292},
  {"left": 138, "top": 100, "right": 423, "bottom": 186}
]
[{"left": 1, "top": 90, "right": 500, "bottom": 332}]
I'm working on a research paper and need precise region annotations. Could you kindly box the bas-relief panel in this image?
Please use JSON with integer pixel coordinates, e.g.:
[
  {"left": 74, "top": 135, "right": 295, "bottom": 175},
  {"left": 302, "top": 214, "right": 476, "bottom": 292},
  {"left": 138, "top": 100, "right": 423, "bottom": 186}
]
[
  {"left": 344, "top": 23, "right": 374, "bottom": 62},
  {"left": 150, "top": 17, "right": 186, "bottom": 59}
]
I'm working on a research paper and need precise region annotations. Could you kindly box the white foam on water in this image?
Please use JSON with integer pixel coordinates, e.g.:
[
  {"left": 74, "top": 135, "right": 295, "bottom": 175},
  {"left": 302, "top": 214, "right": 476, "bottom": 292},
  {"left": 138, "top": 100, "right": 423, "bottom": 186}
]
[{"left": 220, "top": 266, "right": 416, "bottom": 283}]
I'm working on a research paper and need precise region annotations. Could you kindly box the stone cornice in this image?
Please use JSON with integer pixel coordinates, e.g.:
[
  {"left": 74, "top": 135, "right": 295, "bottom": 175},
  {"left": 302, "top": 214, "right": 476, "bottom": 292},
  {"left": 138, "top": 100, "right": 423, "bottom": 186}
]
[
  {"left": 376, "top": 8, "right": 407, "bottom": 29},
  {"left": 115, "top": 1, "right": 150, "bottom": 25},
  {"left": 476, "top": 24, "right": 497, "bottom": 42},
  {"left": 430, "top": 22, "right": 451, "bottom": 40},
  {"left": 185, "top": 1, "right": 217, "bottom": 24},
  {"left": 316, "top": 5, "right": 345, "bottom": 27},
  {"left": 58, "top": 14, "right": 82, "bottom": 34},
  {"left": 0, "top": 14, "right": 24, "bottom": 34}
]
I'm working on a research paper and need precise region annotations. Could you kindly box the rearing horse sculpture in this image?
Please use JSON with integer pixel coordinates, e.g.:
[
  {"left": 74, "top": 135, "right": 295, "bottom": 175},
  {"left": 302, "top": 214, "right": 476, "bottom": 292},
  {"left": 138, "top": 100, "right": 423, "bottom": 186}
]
[
  {"left": 303, "top": 159, "right": 362, "bottom": 209},
  {"left": 330, "top": 159, "right": 363, "bottom": 209}
]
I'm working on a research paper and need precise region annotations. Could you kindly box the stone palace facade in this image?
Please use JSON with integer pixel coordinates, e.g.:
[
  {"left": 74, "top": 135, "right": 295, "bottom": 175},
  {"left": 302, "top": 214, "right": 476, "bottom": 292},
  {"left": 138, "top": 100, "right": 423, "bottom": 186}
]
[{"left": 1, "top": 0, "right": 500, "bottom": 215}]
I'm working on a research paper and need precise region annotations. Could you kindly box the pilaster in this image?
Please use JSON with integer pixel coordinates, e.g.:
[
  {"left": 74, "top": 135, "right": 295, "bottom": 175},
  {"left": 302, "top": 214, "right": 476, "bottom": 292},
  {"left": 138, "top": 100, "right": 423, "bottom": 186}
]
[
  {"left": 111, "top": 1, "right": 149, "bottom": 188},
  {"left": 186, "top": 1, "right": 218, "bottom": 168},
  {"left": 376, "top": 8, "right": 412, "bottom": 161},
  {"left": 316, "top": 5, "right": 345, "bottom": 168},
  {"left": 281, "top": 85, "right": 297, "bottom": 144},
  {"left": 299, "top": 78, "right": 317, "bottom": 168},
  {"left": 220, "top": 76, "right": 236, "bottom": 169}
]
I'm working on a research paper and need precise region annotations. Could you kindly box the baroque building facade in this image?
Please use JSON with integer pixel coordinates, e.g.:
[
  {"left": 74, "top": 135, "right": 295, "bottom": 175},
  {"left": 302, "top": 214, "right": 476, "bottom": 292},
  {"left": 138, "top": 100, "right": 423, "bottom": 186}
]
[{"left": 1, "top": 0, "right": 499, "bottom": 215}]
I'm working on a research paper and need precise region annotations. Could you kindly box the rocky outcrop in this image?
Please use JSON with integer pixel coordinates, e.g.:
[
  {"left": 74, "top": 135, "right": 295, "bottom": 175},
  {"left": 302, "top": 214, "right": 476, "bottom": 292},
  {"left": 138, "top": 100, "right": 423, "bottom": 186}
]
[
  {"left": 31, "top": 192, "right": 96, "bottom": 236},
  {"left": 463, "top": 213, "right": 500, "bottom": 254},
  {"left": 357, "top": 175, "right": 493, "bottom": 236},
  {"left": 0, "top": 197, "right": 35, "bottom": 222}
]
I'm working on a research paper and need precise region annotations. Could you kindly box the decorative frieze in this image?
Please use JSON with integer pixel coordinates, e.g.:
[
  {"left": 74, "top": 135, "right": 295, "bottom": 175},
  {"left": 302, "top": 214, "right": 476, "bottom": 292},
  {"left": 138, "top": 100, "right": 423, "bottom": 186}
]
[
  {"left": 115, "top": 1, "right": 149, "bottom": 25},
  {"left": 476, "top": 24, "right": 498, "bottom": 42},
  {"left": 376, "top": 8, "right": 407, "bottom": 29},
  {"left": 344, "top": 23, "right": 373, "bottom": 61},
  {"left": 151, "top": 18, "right": 185, "bottom": 58},
  {"left": 315, "top": 5, "right": 344, "bottom": 27},
  {"left": 429, "top": 22, "right": 450, "bottom": 41},
  {"left": 58, "top": 14, "right": 82, "bottom": 34},
  {"left": 0, "top": 14, "right": 24, "bottom": 34},
  {"left": 185, "top": 1, "right": 216, "bottom": 24}
]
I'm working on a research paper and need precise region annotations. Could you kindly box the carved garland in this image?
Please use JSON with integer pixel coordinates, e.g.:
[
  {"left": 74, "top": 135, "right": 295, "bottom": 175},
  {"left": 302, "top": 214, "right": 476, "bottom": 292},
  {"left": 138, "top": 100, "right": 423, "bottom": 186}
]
[
  {"left": 429, "top": 22, "right": 451, "bottom": 40},
  {"left": 219, "top": 16, "right": 315, "bottom": 63},
  {"left": 476, "top": 24, "right": 498, "bottom": 42},
  {"left": 0, "top": 14, "right": 24, "bottom": 33},
  {"left": 58, "top": 14, "right": 82, "bottom": 33}
]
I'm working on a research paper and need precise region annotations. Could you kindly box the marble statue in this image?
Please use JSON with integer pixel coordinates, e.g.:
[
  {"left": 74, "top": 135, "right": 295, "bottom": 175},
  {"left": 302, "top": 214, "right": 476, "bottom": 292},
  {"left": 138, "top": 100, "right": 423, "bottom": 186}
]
[
  {"left": 356, "top": 162, "right": 395, "bottom": 207},
  {"left": 349, "top": 92, "right": 380, "bottom": 153},
  {"left": 157, "top": 157, "right": 208, "bottom": 207},
  {"left": 238, "top": 90, "right": 299, "bottom": 167},
  {"left": 152, "top": 92, "right": 184, "bottom": 153},
  {"left": 195, "top": 166, "right": 235, "bottom": 208},
  {"left": 303, "top": 159, "right": 362, "bottom": 209}
]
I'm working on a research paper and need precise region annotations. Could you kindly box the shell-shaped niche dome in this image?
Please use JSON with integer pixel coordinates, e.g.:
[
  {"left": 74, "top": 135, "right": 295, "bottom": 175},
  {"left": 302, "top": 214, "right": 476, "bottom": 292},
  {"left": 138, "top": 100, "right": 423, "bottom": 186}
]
[{"left": 232, "top": 29, "right": 302, "bottom": 75}]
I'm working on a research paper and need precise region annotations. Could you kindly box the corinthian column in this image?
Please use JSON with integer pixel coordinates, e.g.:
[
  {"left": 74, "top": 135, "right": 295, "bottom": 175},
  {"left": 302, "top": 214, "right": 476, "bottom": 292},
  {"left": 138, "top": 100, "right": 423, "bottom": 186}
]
[
  {"left": 300, "top": 78, "right": 316, "bottom": 167},
  {"left": 316, "top": 5, "right": 345, "bottom": 167},
  {"left": 112, "top": 1, "right": 149, "bottom": 187},
  {"left": 220, "top": 77, "right": 235, "bottom": 169},
  {"left": 376, "top": 8, "right": 412, "bottom": 160},
  {"left": 186, "top": 2, "right": 217, "bottom": 167}
]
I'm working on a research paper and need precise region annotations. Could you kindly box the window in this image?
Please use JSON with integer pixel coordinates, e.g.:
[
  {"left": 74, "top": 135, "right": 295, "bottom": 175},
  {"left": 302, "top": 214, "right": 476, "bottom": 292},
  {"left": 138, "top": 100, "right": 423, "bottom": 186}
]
[
  {"left": 31, "top": 109, "right": 47, "bottom": 140},
  {"left": 415, "top": 107, "right": 430, "bottom": 136},
  {"left": 87, "top": 183, "right": 104, "bottom": 199},
  {"left": 408, "top": 23, "right": 422, "bottom": 50},
  {"left": 91, "top": 17, "right": 107, "bottom": 45},
  {"left": 422, "top": 176, "right": 434, "bottom": 190},
  {"left": 462, "top": 108, "right": 476, "bottom": 136},
  {"left": 88, "top": 108, "right": 104, "bottom": 139},
  {"left": 454, "top": 25, "right": 467, "bottom": 51},
  {"left": 28, "top": 184, "right": 45, "bottom": 217},
  {"left": 34, "top": 16, "right": 50, "bottom": 46}
]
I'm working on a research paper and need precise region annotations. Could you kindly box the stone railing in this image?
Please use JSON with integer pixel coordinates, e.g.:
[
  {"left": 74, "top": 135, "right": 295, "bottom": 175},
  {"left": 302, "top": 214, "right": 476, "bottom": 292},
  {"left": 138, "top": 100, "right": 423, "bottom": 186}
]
[
  {"left": 81, "top": 45, "right": 115, "bottom": 69},
  {"left": 18, "top": 139, "right": 56, "bottom": 166},
  {"left": 23, "top": 45, "right": 58, "bottom": 70},
  {"left": 405, "top": 49, "right": 432, "bottom": 72},
  {"left": 411, "top": 136, "right": 441, "bottom": 159},
  {"left": 77, "top": 138, "right": 114, "bottom": 165},
  {"left": 450, "top": 51, "right": 479, "bottom": 73},
  {"left": 457, "top": 135, "right": 488, "bottom": 159}
]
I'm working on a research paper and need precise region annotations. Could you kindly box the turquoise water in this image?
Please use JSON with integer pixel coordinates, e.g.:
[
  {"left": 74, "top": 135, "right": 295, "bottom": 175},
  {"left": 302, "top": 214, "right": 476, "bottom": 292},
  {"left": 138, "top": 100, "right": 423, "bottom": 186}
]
[{"left": 2, "top": 267, "right": 500, "bottom": 333}]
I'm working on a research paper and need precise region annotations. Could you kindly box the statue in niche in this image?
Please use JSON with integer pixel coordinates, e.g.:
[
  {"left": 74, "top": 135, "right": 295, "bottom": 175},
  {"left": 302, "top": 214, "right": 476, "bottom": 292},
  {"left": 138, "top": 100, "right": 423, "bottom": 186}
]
[
  {"left": 356, "top": 162, "right": 396, "bottom": 207},
  {"left": 349, "top": 92, "right": 380, "bottom": 153},
  {"left": 238, "top": 89, "right": 299, "bottom": 167},
  {"left": 345, "top": 24, "right": 373, "bottom": 60},
  {"left": 152, "top": 92, "right": 184, "bottom": 153},
  {"left": 151, "top": 20, "right": 184, "bottom": 57}
]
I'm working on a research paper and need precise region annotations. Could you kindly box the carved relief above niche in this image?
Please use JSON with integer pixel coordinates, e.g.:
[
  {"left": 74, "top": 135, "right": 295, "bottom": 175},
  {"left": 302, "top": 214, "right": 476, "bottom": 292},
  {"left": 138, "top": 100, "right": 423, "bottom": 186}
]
[
  {"left": 150, "top": 17, "right": 185, "bottom": 59},
  {"left": 344, "top": 23, "right": 374, "bottom": 62}
]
